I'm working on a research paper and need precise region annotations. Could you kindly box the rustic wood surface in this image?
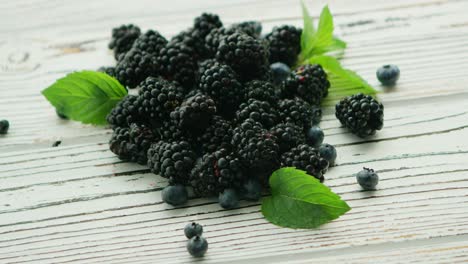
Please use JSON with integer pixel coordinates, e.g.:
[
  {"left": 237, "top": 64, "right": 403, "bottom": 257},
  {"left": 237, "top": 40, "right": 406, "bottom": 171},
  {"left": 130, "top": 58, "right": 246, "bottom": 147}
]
[{"left": 1, "top": 0, "right": 468, "bottom": 263}]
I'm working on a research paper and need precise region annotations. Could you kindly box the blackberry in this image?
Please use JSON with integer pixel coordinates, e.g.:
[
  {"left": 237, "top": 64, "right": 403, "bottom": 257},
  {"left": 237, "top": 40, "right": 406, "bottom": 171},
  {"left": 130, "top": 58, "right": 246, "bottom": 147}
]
[
  {"left": 157, "top": 41, "right": 198, "bottom": 89},
  {"left": 357, "top": 167, "right": 379, "bottom": 190},
  {"left": 204, "top": 24, "right": 260, "bottom": 56},
  {"left": 128, "top": 123, "right": 158, "bottom": 164},
  {"left": 136, "top": 77, "right": 185, "bottom": 128},
  {"left": 335, "top": 93, "right": 384, "bottom": 137},
  {"left": 244, "top": 80, "right": 280, "bottom": 105},
  {"left": 98, "top": 66, "right": 116, "bottom": 78},
  {"left": 283, "top": 64, "right": 330, "bottom": 106},
  {"left": 107, "top": 95, "right": 140, "bottom": 128},
  {"left": 109, "top": 124, "right": 157, "bottom": 165},
  {"left": 159, "top": 119, "right": 188, "bottom": 142},
  {"left": 278, "top": 98, "right": 314, "bottom": 129},
  {"left": 194, "top": 13, "right": 223, "bottom": 37},
  {"left": 310, "top": 106, "right": 323, "bottom": 125},
  {"left": 190, "top": 148, "right": 245, "bottom": 197},
  {"left": 215, "top": 32, "right": 269, "bottom": 81},
  {"left": 229, "top": 21, "right": 262, "bottom": 38},
  {"left": 147, "top": 140, "right": 197, "bottom": 185},
  {"left": 184, "top": 222, "right": 203, "bottom": 239},
  {"left": 196, "top": 116, "right": 233, "bottom": 154},
  {"left": 377, "top": 64, "right": 400, "bottom": 86},
  {"left": 170, "top": 29, "right": 207, "bottom": 60},
  {"left": 281, "top": 144, "right": 329, "bottom": 182},
  {"left": 162, "top": 185, "right": 188, "bottom": 205},
  {"left": 265, "top": 25, "right": 302, "bottom": 66},
  {"left": 199, "top": 63, "right": 243, "bottom": 118},
  {"left": 187, "top": 236, "right": 208, "bottom": 258},
  {"left": 0, "top": 120, "right": 9, "bottom": 134},
  {"left": 231, "top": 119, "right": 280, "bottom": 181},
  {"left": 170, "top": 93, "right": 216, "bottom": 133},
  {"left": 108, "top": 24, "right": 141, "bottom": 60},
  {"left": 218, "top": 188, "right": 239, "bottom": 209},
  {"left": 270, "top": 123, "right": 304, "bottom": 153},
  {"left": 236, "top": 99, "right": 279, "bottom": 129}
]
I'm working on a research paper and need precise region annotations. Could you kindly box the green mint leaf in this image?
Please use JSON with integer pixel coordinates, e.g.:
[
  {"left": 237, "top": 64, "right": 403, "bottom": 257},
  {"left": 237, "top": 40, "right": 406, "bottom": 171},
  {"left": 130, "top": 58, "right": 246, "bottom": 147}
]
[
  {"left": 262, "top": 167, "right": 350, "bottom": 229},
  {"left": 308, "top": 55, "right": 377, "bottom": 106},
  {"left": 42, "top": 71, "right": 127, "bottom": 125},
  {"left": 300, "top": 0, "right": 316, "bottom": 58},
  {"left": 314, "top": 5, "right": 334, "bottom": 51}
]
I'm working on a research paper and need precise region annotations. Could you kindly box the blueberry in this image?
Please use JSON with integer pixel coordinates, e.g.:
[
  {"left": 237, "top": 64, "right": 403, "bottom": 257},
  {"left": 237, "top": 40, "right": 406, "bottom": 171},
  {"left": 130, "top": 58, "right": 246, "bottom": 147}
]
[
  {"left": 306, "top": 126, "right": 324, "bottom": 147},
  {"left": 356, "top": 167, "right": 379, "bottom": 190},
  {"left": 218, "top": 188, "right": 239, "bottom": 209},
  {"left": 311, "top": 106, "right": 322, "bottom": 125},
  {"left": 161, "top": 185, "right": 188, "bottom": 205},
  {"left": 242, "top": 179, "right": 262, "bottom": 201},
  {"left": 184, "top": 222, "right": 203, "bottom": 239},
  {"left": 187, "top": 235, "right": 208, "bottom": 257},
  {"left": 319, "top": 143, "right": 337, "bottom": 166},
  {"left": 376, "top": 64, "right": 400, "bottom": 86},
  {"left": 0, "top": 120, "right": 9, "bottom": 134},
  {"left": 270, "top": 62, "right": 291, "bottom": 85}
]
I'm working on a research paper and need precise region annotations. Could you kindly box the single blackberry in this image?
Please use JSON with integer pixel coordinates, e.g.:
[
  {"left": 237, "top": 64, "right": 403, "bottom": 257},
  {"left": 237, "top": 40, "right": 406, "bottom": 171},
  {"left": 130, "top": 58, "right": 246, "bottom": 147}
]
[
  {"left": 278, "top": 98, "right": 314, "bottom": 130},
  {"left": 194, "top": 13, "right": 223, "bottom": 37},
  {"left": 235, "top": 99, "right": 279, "bottom": 129},
  {"left": 170, "top": 93, "right": 216, "bottom": 133},
  {"left": 229, "top": 21, "right": 262, "bottom": 38},
  {"left": 270, "top": 123, "right": 304, "bottom": 153},
  {"left": 335, "top": 93, "right": 384, "bottom": 137},
  {"left": 132, "top": 30, "right": 168, "bottom": 54},
  {"left": 107, "top": 95, "right": 140, "bottom": 128},
  {"left": 98, "top": 66, "right": 116, "bottom": 78},
  {"left": 283, "top": 64, "right": 330, "bottom": 106},
  {"left": 108, "top": 24, "right": 141, "bottom": 60},
  {"left": 170, "top": 29, "right": 207, "bottom": 60},
  {"left": 231, "top": 119, "right": 280, "bottom": 181},
  {"left": 281, "top": 144, "right": 329, "bottom": 182},
  {"left": 136, "top": 77, "right": 185, "bottom": 128},
  {"left": 244, "top": 80, "right": 280, "bottom": 105},
  {"left": 109, "top": 127, "right": 132, "bottom": 161},
  {"left": 265, "top": 25, "right": 302, "bottom": 66},
  {"left": 109, "top": 124, "right": 157, "bottom": 165},
  {"left": 190, "top": 148, "right": 245, "bottom": 197},
  {"left": 147, "top": 140, "right": 197, "bottom": 185},
  {"left": 157, "top": 41, "right": 198, "bottom": 89},
  {"left": 199, "top": 63, "right": 243, "bottom": 118},
  {"left": 215, "top": 32, "right": 269, "bottom": 81},
  {"left": 196, "top": 115, "right": 233, "bottom": 154}
]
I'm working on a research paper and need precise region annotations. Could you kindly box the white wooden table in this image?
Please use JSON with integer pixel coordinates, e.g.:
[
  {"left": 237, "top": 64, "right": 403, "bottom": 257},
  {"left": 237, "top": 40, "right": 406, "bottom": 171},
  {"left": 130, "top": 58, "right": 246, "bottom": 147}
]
[{"left": 1, "top": 0, "right": 468, "bottom": 263}]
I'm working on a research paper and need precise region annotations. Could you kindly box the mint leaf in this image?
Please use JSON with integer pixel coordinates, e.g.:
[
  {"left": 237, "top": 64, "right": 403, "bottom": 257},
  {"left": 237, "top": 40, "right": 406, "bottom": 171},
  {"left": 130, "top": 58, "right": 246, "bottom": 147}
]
[
  {"left": 42, "top": 71, "right": 127, "bottom": 125},
  {"left": 308, "top": 55, "right": 377, "bottom": 106},
  {"left": 314, "top": 6, "right": 334, "bottom": 51},
  {"left": 262, "top": 167, "right": 350, "bottom": 229},
  {"left": 300, "top": 0, "right": 316, "bottom": 59}
]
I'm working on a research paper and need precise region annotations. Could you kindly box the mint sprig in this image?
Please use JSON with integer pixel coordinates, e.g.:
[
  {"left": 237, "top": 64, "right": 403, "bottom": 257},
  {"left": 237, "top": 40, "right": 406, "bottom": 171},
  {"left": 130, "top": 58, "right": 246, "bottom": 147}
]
[
  {"left": 262, "top": 168, "right": 350, "bottom": 229},
  {"left": 42, "top": 71, "right": 127, "bottom": 125}
]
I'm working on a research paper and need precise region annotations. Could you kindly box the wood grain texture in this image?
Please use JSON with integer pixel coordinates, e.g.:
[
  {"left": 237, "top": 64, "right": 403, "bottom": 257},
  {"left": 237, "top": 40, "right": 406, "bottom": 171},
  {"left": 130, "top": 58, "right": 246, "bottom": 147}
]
[{"left": 1, "top": 0, "right": 468, "bottom": 263}]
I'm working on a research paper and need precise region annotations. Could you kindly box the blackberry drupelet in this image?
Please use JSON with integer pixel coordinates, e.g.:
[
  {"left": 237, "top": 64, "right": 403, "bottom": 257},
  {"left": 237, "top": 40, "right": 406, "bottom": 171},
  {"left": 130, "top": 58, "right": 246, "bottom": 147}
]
[
  {"left": 196, "top": 115, "right": 233, "bottom": 154},
  {"left": 109, "top": 124, "right": 157, "bottom": 165},
  {"left": 136, "top": 77, "right": 186, "bottom": 128},
  {"left": 107, "top": 95, "right": 140, "bottom": 128},
  {"left": 283, "top": 64, "right": 330, "bottom": 106},
  {"left": 108, "top": 24, "right": 141, "bottom": 60},
  {"left": 278, "top": 98, "right": 314, "bottom": 129},
  {"left": 265, "top": 25, "right": 302, "bottom": 67},
  {"left": 190, "top": 148, "right": 245, "bottom": 197},
  {"left": 270, "top": 123, "right": 304, "bottom": 153},
  {"left": 235, "top": 99, "right": 279, "bottom": 129},
  {"left": 98, "top": 66, "right": 116, "bottom": 78},
  {"left": 157, "top": 41, "right": 198, "bottom": 89},
  {"left": 170, "top": 93, "right": 216, "bottom": 133},
  {"left": 281, "top": 144, "right": 329, "bottom": 182},
  {"left": 244, "top": 80, "right": 280, "bottom": 105},
  {"left": 199, "top": 63, "right": 244, "bottom": 118},
  {"left": 170, "top": 29, "right": 207, "bottom": 60},
  {"left": 335, "top": 93, "right": 384, "bottom": 137},
  {"left": 147, "top": 140, "right": 197, "bottom": 185}
]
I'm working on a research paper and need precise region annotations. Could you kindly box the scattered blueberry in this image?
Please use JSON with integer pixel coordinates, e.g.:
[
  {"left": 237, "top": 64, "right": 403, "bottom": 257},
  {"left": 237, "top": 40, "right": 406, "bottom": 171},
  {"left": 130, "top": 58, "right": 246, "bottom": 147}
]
[
  {"left": 376, "top": 64, "right": 400, "bottom": 86},
  {"left": 56, "top": 110, "right": 68, "bottom": 119},
  {"left": 319, "top": 143, "right": 337, "bottom": 166},
  {"left": 187, "top": 235, "right": 208, "bottom": 257},
  {"left": 311, "top": 106, "right": 322, "bottom": 125},
  {"left": 219, "top": 188, "right": 239, "bottom": 209},
  {"left": 270, "top": 62, "right": 291, "bottom": 85},
  {"left": 184, "top": 222, "right": 203, "bottom": 239},
  {"left": 306, "top": 126, "right": 324, "bottom": 147},
  {"left": 161, "top": 185, "right": 188, "bottom": 205},
  {"left": 242, "top": 179, "right": 262, "bottom": 201},
  {"left": 0, "top": 120, "right": 9, "bottom": 134},
  {"left": 356, "top": 167, "right": 379, "bottom": 190}
]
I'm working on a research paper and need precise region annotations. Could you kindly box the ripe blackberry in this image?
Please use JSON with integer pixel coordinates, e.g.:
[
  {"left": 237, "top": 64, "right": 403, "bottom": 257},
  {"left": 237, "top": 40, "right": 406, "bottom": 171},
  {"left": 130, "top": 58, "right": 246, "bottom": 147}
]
[
  {"left": 335, "top": 93, "right": 384, "bottom": 137},
  {"left": 283, "top": 64, "right": 330, "bottom": 106},
  {"left": 215, "top": 32, "right": 269, "bottom": 81},
  {"left": 170, "top": 93, "right": 216, "bottom": 133},
  {"left": 147, "top": 140, "right": 197, "bottom": 185},
  {"left": 196, "top": 115, "right": 233, "bottom": 154},
  {"left": 198, "top": 59, "right": 218, "bottom": 76},
  {"left": 107, "top": 95, "right": 140, "bottom": 128},
  {"left": 278, "top": 98, "right": 314, "bottom": 129},
  {"left": 136, "top": 77, "right": 185, "bottom": 128},
  {"left": 170, "top": 29, "right": 206, "bottom": 60},
  {"left": 194, "top": 13, "right": 223, "bottom": 37},
  {"left": 265, "top": 25, "right": 302, "bottom": 66},
  {"left": 244, "top": 80, "right": 280, "bottom": 105},
  {"left": 108, "top": 24, "right": 141, "bottom": 60},
  {"left": 231, "top": 119, "right": 280, "bottom": 181},
  {"left": 157, "top": 41, "right": 198, "bottom": 89},
  {"left": 281, "top": 144, "right": 329, "bottom": 182},
  {"left": 204, "top": 25, "right": 260, "bottom": 56},
  {"left": 109, "top": 124, "right": 157, "bottom": 165},
  {"left": 270, "top": 123, "right": 304, "bottom": 153},
  {"left": 236, "top": 99, "right": 279, "bottom": 129},
  {"left": 159, "top": 119, "right": 189, "bottom": 142},
  {"left": 98, "top": 66, "right": 116, "bottom": 78},
  {"left": 190, "top": 148, "right": 245, "bottom": 197},
  {"left": 199, "top": 63, "right": 243, "bottom": 118},
  {"left": 229, "top": 21, "right": 262, "bottom": 38}
]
